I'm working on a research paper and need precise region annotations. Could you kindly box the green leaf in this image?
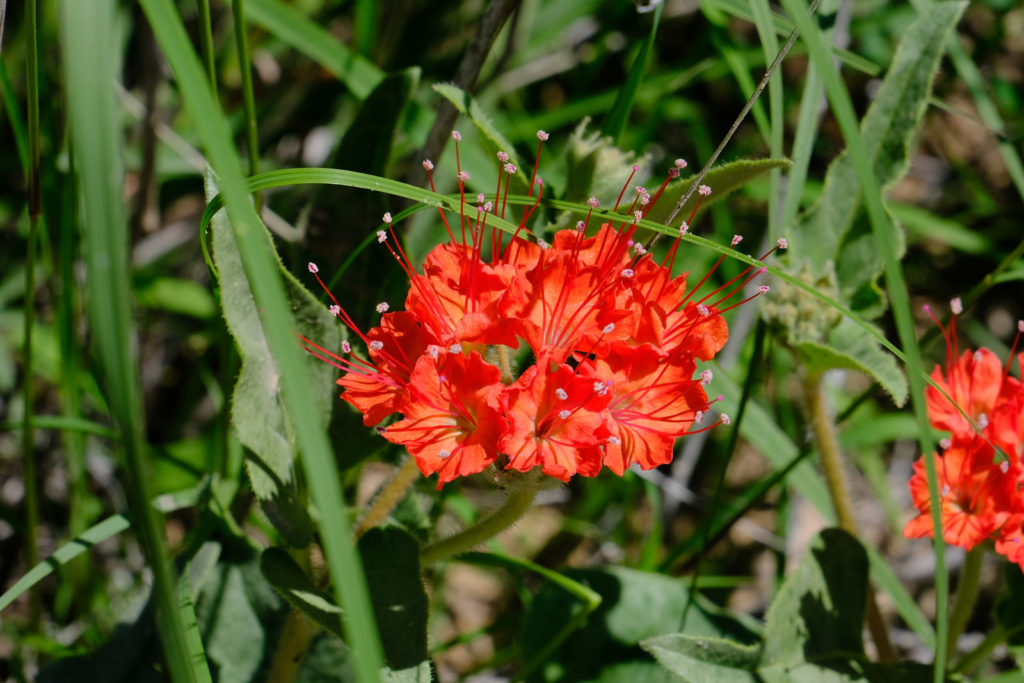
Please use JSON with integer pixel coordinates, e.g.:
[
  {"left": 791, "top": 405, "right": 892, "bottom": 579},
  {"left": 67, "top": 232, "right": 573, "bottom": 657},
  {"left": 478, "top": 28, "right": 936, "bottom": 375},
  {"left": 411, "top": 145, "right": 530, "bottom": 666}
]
[
  {"left": 787, "top": 3, "right": 966, "bottom": 289},
  {"left": 521, "top": 566, "right": 759, "bottom": 681},
  {"left": 762, "top": 529, "right": 867, "bottom": 667},
  {"left": 358, "top": 527, "right": 430, "bottom": 671},
  {"left": 260, "top": 548, "right": 344, "bottom": 636},
  {"left": 796, "top": 318, "right": 908, "bottom": 406},
  {"left": 642, "top": 634, "right": 761, "bottom": 683},
  {"left": 641, "top": 158, "right": 792, "bottom": 228},
  {"left": 207, "top": 172, "right": 336, "bottom": 547}
]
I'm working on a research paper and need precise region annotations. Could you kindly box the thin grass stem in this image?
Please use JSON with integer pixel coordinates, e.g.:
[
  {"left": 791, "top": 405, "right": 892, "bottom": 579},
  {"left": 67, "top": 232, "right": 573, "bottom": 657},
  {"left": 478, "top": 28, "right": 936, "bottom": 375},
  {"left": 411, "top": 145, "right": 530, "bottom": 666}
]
[{"left": 22, "top": 0, "right": 41, "bottom": 630}]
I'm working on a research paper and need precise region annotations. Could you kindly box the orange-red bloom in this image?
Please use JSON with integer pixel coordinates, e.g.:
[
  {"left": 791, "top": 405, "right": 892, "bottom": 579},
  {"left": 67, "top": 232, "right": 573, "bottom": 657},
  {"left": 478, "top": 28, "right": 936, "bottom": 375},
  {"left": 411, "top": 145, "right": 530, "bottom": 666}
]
[
  {"left": 905, "top": 303, "right": 1024, "bottom": 565},
  {"left": 304, "top": 132, "right": 778, "bottom": 485},
  {"left": 905, "top": 435, "right": 1024, "bottom": 550}
]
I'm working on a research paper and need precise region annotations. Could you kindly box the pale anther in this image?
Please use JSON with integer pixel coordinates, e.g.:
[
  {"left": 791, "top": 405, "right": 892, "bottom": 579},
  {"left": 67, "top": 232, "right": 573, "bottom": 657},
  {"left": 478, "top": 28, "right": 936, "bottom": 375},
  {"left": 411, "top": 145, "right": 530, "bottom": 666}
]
[
  {"left": 369, "top": 340, "right": 384, "bottom": 351},
  {"left": 308, "top": 262, "right": 319, "bottom": 273},
  {"left": 376, "top": 302, "right": 390, "bottom": 313},
  {"left": 558, "top": 409, "right": 571, "bottom": 419},
  {"left": 377, "top": 230, "right": 387, "bottom": 243},
  {"left": 449, "top": 343, "right": 463, "bottom": 354},
  {"left": 555, "top": 388, "right": 569, "bottom": 400},
  {"left": 383, "top": 212, "right": 392, "bottom": 223},
  {"left": 422, "top": 159, "right": 434, "bottom": 171},
  {"left": 698, "top": 185, "right": 712, "bottom": 196},
  {"left": 701, "top": 370, "right": 713, "bottom": 386},
  {"left": 329, "top": 305, "right": 341, "bottom": 316},
  {"left": 951, "top": 297, "right": 963, "bottom": 315},
  {"left": 777, "top": 237, "right": 789, "bottom": 249},
  {"left": 537, "top": 130, "right": 549, "bottom": 141},
  {"left": 452, "top": 130, "right": 462, "bottom": 141}
]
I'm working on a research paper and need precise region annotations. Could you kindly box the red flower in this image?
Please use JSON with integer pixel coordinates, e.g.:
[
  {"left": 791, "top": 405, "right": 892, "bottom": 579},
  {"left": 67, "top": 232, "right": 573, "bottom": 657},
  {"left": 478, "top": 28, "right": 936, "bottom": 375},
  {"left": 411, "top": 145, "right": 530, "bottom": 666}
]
[
  {"left": 904, "top": 435, "right": 1023, "bottom": 550},
  {"left": 578, "top": 343, "right": 713, "bottom": 475},
  {"left": 499, "top": 360, "right": 611, "bottom": 481},
  {"left": 383, "top": 351, "right": 507, "bottom": 486},
  {"left": 304, "top": 132, "right": 777, "bottom": 485}
]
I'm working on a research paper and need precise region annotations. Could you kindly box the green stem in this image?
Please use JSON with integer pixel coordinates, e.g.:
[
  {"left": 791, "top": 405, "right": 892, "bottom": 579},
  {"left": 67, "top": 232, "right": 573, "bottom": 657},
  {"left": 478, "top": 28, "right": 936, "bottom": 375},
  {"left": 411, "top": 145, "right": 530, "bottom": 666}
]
[
  {"left": 196, "top": 0, "right": 217, "bottom": 97},
  {"left": 946, "top": 547, "right": 984, "bottom": 662},
  {"left": 231, "top": 0, "right": 260, "bottom": 202},
  {"left": 23, "top": 0, "right": 41, "bottom": 630},
  {"left": 953, "top": 623, "right": 1005, "bottom": 675},
  {"left": 420, "top": 479, "right": 540, "bottom": 565},
  {"left": 355, "top": 456, "right": 421, "bottom": 538},
  {"left": 804, "top": 371, "right": 895, "bottom": 662}
]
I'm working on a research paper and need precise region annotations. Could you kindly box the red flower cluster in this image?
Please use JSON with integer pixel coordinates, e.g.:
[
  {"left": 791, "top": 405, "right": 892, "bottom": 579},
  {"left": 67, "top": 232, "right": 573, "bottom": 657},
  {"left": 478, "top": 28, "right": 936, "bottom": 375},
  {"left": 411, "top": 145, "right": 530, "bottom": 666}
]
[
  {"left": 905, "top": 299, "right": 1024, "bottom": 563},
  {"left": 303, "top": 131, "right": 778, "bottom": 486}
]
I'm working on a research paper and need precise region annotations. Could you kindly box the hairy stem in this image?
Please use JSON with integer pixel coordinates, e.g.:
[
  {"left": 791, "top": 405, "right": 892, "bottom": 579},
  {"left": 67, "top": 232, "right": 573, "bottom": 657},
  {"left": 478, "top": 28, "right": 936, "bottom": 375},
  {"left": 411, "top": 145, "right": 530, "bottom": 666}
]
[
  {"left": 355, "top": 456, "right": 422, "bottom": 538},
  {"left": 804, "top": 371, "right": 895, "bottom": 662},
  {"left": 946, "top": 546, "right": 984, "bottom": 662},
  {"left": 420, "top": 480, "right": 538, "bottom": 565},
  {"left": 267, "top": 608, "right": 320, "bottom": 681}
]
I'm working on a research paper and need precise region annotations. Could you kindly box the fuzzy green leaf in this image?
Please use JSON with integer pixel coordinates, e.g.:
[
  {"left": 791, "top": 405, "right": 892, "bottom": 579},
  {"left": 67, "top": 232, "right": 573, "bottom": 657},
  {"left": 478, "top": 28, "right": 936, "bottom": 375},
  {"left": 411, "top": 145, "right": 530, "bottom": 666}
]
[
  {"left": 787, "top": 2, "right": 965, "bottom": 280},
  {"left": 358, "top": 527, "right": 430, "bottom": 671},
  {"left": 207, "top": 173, "right": 338, "bottom": 547},
  {"left": 642, "top": 158, "right": 792, "bottom": 228},
  {"left": 795, "top": 318, "right": 908, "bottom": 406},
  {"left": 260, "top": 548, "right": 343, "bottom": 637},
  {"left": 762, "top": 529, "right": 867, "bottom": 667},
  {"left": 642, "top": 634, "right": 761, "bottom": 682},
  {"left": 522, "top": 566, "right": 759, "bottom": 680}
]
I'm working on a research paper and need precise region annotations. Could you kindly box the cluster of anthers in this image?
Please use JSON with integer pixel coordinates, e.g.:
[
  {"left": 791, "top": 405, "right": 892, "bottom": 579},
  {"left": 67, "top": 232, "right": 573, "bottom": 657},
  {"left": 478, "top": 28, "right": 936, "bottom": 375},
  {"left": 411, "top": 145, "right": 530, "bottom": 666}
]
[
  {"left": 302, "top": 131, "right": 784, "bottom": 487},
  {"left": 905, "top": 299, "right": 1024, "bottom": 566}
]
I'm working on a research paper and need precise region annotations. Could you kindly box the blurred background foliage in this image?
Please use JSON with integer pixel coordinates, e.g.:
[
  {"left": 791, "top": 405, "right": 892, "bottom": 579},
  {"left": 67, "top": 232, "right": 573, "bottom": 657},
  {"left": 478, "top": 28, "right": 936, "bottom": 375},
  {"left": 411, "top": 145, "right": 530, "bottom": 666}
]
[{"left": 1, "top": 0, "right": 1023, "bottom": 680}]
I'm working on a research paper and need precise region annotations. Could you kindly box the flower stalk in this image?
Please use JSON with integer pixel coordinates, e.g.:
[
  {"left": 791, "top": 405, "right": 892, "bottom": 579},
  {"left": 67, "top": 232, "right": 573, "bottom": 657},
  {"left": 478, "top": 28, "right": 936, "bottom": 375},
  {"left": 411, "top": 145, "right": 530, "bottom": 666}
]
[
  {"left": 803, "top": 370, "right": 894, "bottom": 662},
  {"left": 355, "top": 456, "right": 422, "bottom": 539},
  {"left": 946, "top": 546, "right": 984, "bottom": 662},
  {"left": 420, "top": 475, "right": 541, "bottom": 565}
]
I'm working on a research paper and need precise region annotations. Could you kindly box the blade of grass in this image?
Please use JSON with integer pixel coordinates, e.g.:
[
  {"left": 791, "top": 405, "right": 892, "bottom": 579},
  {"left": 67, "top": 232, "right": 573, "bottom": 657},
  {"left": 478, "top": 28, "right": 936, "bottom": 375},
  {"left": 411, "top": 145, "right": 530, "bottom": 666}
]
[
  {"left": 59, "top": 1, "right": 203, "bottom": 680},
  {"left": 245, "top": 0, "right": 383, "bottom": 98},
  {"left": 22, "top": 0, "right": 42, "bottom": 628},
  {"left": 750, "top": 0, "right": 784, "bottom": 236},
  {"left": 230, "top": 0, "right": 260, "bottom": 182},
  {"left": 0, "top": 59, "right": 28, "bottom": 171},
  {"left": 601, "top": 1, "right": 662, "bottom": 143},
  {"left": 778, "top": 0, "right": 949, "bottom": 674},
  {"left": 682, "top": 320, "right": 767, "bottom": 627},
  {"left": 1, "top": 415, "right": 118, "bottom": 439},
  {"left": 138, "top": 1, "right": 385, "bottom": 679},
  {"left": 0, "top": 515, "right": 131, "bottom": 613},
  {"left": 196, "top": 0, "right": 217, "bottom": 97}
]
